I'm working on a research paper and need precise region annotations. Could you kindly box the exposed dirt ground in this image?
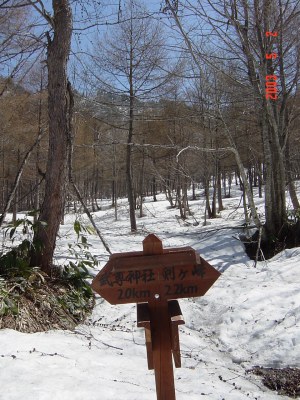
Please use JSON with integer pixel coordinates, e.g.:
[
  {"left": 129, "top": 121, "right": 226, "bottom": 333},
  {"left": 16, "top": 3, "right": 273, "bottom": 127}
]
[{"left": 251, "top": 367, "right": 300, "bottom": 398}]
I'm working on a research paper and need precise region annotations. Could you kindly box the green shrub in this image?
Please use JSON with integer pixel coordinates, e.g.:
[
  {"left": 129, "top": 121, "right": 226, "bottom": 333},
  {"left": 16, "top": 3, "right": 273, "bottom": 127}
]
[{"left": 0, "top": 217, "right": 97, "bottom": 329}]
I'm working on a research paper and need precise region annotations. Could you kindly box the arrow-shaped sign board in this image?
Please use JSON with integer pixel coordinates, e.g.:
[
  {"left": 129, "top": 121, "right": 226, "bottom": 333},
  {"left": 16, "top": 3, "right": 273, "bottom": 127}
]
[{"left": 92, "top": 234, "right": 220, "bottom": 305}]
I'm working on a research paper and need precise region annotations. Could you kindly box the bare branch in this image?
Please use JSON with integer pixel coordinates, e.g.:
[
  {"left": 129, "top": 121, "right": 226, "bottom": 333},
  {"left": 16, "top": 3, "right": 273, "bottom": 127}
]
[{"left": 27, "top": 0, "right": 54, "bottom": 27}]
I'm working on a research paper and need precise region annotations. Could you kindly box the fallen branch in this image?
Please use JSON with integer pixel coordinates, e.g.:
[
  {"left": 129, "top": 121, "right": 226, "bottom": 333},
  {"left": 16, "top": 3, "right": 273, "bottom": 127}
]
[{"left": 70, "top": 181, "right": 112, "bottom": 255}]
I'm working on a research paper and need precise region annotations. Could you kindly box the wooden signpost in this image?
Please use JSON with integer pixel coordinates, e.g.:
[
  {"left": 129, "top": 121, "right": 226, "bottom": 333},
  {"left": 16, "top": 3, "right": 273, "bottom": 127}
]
[{"left": 92, "top": 234, "right": 221, "bottom": 400}]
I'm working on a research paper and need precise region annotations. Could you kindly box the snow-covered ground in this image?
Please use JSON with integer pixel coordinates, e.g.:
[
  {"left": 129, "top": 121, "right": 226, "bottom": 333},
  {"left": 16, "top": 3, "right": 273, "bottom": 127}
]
[{"left": 0, "top": 188, "right": 299, "bottom": 399}]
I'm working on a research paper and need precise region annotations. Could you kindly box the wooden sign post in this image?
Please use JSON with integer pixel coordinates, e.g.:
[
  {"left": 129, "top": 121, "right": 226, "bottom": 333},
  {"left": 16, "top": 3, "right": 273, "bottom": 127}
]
[{"left": 92, "top": 234, "right": 221, "bottom": 400}]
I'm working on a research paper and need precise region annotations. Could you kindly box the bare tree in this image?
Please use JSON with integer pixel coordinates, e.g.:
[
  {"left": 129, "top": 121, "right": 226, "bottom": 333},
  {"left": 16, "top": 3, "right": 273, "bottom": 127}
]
[{"left": 89, "top": 0, "right": 170, "bottom": 231}]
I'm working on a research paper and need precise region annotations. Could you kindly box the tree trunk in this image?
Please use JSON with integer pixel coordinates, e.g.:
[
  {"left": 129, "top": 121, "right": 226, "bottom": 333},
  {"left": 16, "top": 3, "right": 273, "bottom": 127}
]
[
  {"left": 126, "top": 20, "right": 137, "bottom": 232},
  {"left": 31, "top": 0, "right": 72, "bottom": 274},
  {"left": 222, "top": 171, "right": 227, "bottom": 198},
  {"left": 139, "top": 143, "right": 145, "bottom": 218},
  {"left": 217, "top": 163, "right": 224, "bottom": 212},
  {"left": 239, "top": 178, "right": 250, "bottom": 225},
  {"left": 286, "top": 139, "right": 300, "bottom": 211},
  {"left": 262, "top": 111, "right": 286, "bottom": 235},
  {"left": 126, "top": 133, "right": 136, "bottom": 230},
  {"left": 211, "top": 171, "right": 217, "bottom": 218},
  {"left": 152, "top": 176, "right": 157, "bottom": 202},
  {"left": 192, "top": 181, "right": 196, "bottom": 200},
  {"left": 204, "top": 177, "right": 212, "bottom": 218}
]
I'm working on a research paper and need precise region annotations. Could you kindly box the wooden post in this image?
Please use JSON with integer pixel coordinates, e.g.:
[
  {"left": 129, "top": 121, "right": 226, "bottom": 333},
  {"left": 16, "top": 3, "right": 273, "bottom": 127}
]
[
  {"left": 137, "top": 299, "right": 185, "bottom": 371},
  {"left": 149, "top": 299, "right": 176, "bottom": 400},
  {"left": 142, "top": 233, "right": 163, "bottom": 255},
  {"left": 168, "top": 300, "right": 185, "bottom": 368},
  {"left": 143, "top": 235, "right": 176, "bottom": 400},
  {"left": 137, "top": 302, "right": 154, "bottom": 370}
]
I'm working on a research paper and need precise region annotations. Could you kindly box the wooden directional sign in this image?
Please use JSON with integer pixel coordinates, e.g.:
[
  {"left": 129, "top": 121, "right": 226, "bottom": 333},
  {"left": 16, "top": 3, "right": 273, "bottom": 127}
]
[
  {"left": 91, "top": 234, "right": 221, "bottom": 305},
  {"left": 91, "top": 234, "right": 221, "bottom": 400}
]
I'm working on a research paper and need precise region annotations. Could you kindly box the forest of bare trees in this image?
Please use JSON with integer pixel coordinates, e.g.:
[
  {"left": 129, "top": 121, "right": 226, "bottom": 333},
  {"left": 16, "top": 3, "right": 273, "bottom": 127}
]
[{"left": 1, "top": 0, "right": 300, "bottom": 272}]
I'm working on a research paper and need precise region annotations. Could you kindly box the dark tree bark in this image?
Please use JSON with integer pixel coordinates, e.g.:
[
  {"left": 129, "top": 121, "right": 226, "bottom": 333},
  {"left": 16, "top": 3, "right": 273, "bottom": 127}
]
[
  {"left": 31, "top": 0, "right": 72, "bottom": 274},
  {"left": 204, "top": 177, "right": 212, "bottom": 219},
  {"left": 217, "top": 162, "right": 224, "bottom": 212}
]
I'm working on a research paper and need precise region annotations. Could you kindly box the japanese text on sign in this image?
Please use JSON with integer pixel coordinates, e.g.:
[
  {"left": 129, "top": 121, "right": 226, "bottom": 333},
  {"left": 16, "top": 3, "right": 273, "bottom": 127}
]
[{"left": 99, "top": 264, "right": 206, "bottom": 288}]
